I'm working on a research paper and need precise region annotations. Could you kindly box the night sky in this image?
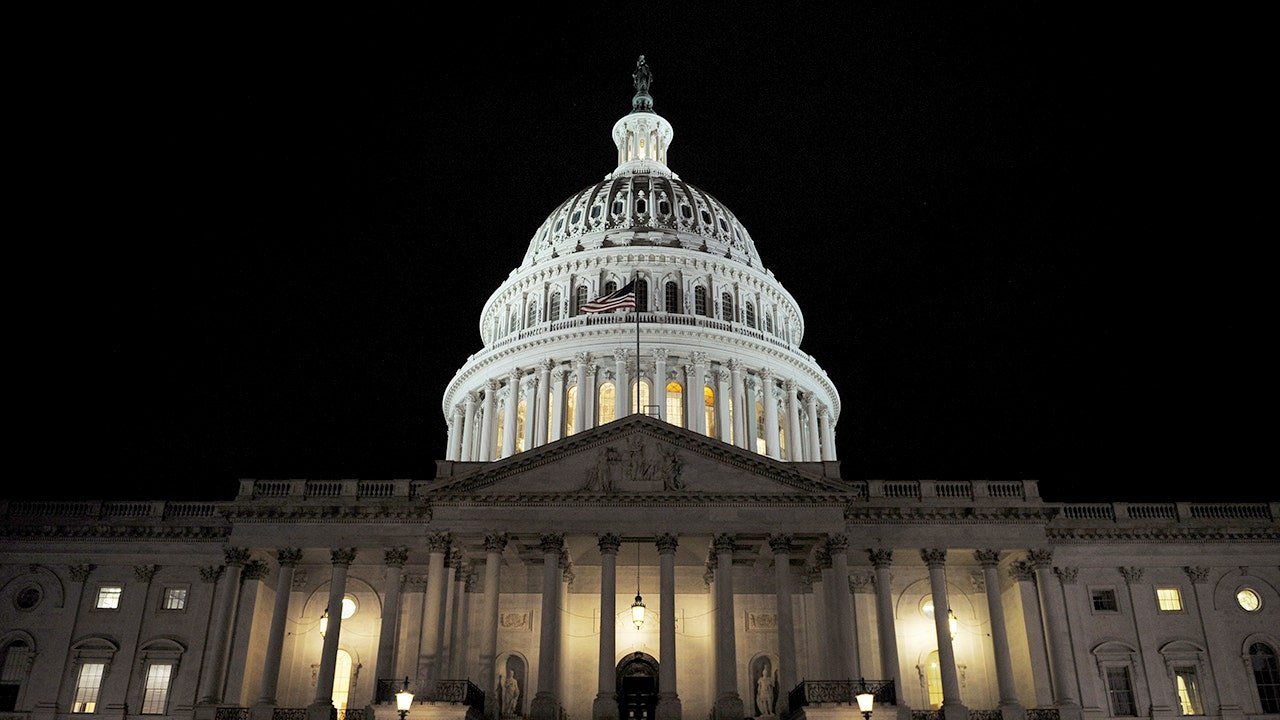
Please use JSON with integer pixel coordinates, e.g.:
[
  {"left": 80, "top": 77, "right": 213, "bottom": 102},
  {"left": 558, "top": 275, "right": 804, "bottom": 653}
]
[{"left": 8, "top": 7, "right": 1271, "bottom": 504}]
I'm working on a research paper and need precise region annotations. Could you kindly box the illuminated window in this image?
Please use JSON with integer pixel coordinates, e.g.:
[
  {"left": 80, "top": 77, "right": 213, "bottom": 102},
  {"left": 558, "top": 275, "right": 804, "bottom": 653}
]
[
  {"left": 664, "top": 282, "right": 679, "bottom": 313},
  {"left": 755, "top": 402, "right": 767, "bottom": 454},
  {"left": 574, "top": 286, "right": 588, "bottom": 315},
  {"left": 665, "top": 382, "right": 683, "bottom": 427},
  {"left": 1091, "top": 588, "right": 1119, "bottom": 612},
  {"left": 745, "top": 302, "right": 756, "bottom": 328},
  {"left": 141, "top": 664, "right": 173, "bottom": 714},
  {"left": 516, "top": 399, "right": 527, "bottom": 452},
  {"left": 631, "top": 379, "right": 651, "bottom": 416},
  {"left": 599, "top": 383, "right": 616, "bottom": 424},
  {"left": 1252, "top": 643, "right": 1280, "bottom": 713},
  {"left": 495, "top": 403, "right": 505, "bottom": 456},
  {"left": 566, "top": 386, "right": 577, "bottom": 435},
  {"left": 704, "top": 386, "right": 716, "bottom": 438},
  {"left": 161, "top": 587, "right": 187, "bottom": 611},
  {"left": 694, "top": 286, "right": 707, "bottom": 316},
  {"left": 1174, "top": 668, "right": 1203, "bottom": 716},
  {"left": 721, "top": 292, "right": 734, "bottom": 322},
  {"left": 1105, "top": 666, "right": 1138, "bottom": 716},
  {"left": 72, "top": 663, "right": 105, "bottom": 713},
  {"left": 1238, "top": 588, "right": 1262, "bottom": 612},
  {"left": 925, "top": 650, "right": 943, "bottom": 709},
  {"left": 332, "top": 649, "right": 353, "bottom": 711},
  {"left": 1156, "top": 587, "right": 1183, "bottom": 612},
  {"left": 636, "top": 279, "right": 648, "bottom": 312},
  {"left": 549, "top": 292, "right": 561, "bottom": 322},
  {"left": 341, "top": 595, "right": 357, "bottom": 619},
  {"left": 95, "top": 586, "right": 122, "bottom": 610}
]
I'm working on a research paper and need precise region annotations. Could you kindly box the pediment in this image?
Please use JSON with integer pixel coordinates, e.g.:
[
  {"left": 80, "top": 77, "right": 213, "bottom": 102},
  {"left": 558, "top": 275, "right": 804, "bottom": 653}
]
[{"left": 424, "top": 415, "right": 855, "bottom": 498}]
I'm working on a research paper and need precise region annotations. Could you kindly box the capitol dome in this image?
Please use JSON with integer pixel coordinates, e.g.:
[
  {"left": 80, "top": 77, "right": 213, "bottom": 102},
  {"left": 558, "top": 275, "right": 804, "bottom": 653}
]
[{"left": 443, "top": 57, "right": 840, "bottom": 464}]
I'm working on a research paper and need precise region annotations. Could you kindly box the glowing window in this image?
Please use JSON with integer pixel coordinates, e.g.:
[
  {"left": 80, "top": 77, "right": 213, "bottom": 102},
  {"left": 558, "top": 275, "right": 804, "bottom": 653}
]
[
  {"left": 599, "top": 383, "right": 616, "bottom": 424},
  {"left": 1156, "top": 587, "right": 1183, "bottom": 612},
  {"left": 95, "top": 586, "right": 122, "bottom": 610},
  {"left": 1175, "top": 668, "right": 1203, "bottom": 716},
  {"left": 755, "top": 402, "right": 766, "bottom": 454},
  {"left": 72, "top": 663, "right": 105, "bottom": 713},
  {"left": 141, "top": 663, "right": 173, "bottom": 714},
  {"left": 925, "top": 650, "right": 943, "bottom": 709},
  {"left": 1238, "top": 588, "right": 1262, "bottom": 612},
  {"left": 666, "top": 382, "right": 683, "bottom": 427},
  {"left": 664, "top": 282, "right": 679, "bottom": 313},
  {"left": 332, "top": 649, "right": 353, "bottom": 711},
  {"left": 631, "top": 379, "right": 652, "bottom": 416},
  {"left": 162, "top": 587, "right": 187, "bottom": 610},
  {"left": 704, "top": 386, "right": 716, "bottom": 438},
  {"left": 516, "top": 399, "right": 527, "bottom": 452},
  {"left": 340, "top": 594, "right": 357, "bottom": 619},
  {"left": 566, "top": 386, "right": 577, "bottom": 435}
]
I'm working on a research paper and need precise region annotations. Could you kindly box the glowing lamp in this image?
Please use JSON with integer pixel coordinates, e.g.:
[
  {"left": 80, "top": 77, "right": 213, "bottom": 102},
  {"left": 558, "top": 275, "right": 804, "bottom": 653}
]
[
  {"left": 631, "top": 594, "right": 647, "bottom": 629},
  {"left": 319, "top": 608, "right": 329, "bottom": 637},
  {"left": 855, "top": 677, "right": 875, "bottom": 720},
  {"left": 948, "top": 609, "right": 958, "bottom": 639},
  {"left": 395, "top": 676, "right": 414, "bottom": 719}
]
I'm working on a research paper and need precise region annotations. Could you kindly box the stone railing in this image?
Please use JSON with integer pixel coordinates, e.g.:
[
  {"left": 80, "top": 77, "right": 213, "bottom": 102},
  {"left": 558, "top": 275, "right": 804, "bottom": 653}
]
[
  {"left": 860, "top": 480, "right": 1037, "bottom": 503},
  {"left": 1057, "top": 502, "right": 1277, "bottom": 524},
  {"left": 238, "top": 479, "right": 417, "bottom": 501},
  {"left": 337, "top": 710, "right": 367, "bottom": 720},
  {"left": 969, "top": 710, "right": 1004, "bottom": 720},
  {"left": 214, "top": 709, "right": 250, "bottom": 720},
  {"left": 376, "top": 678, "right": 484, "bottom": 712},
  {"left": 1, "top": 499, "right": 224, "bottom": 520},
  {"left": 271, "top": 710, "right": 308, "bottom": 720},
  {"left": 788, "top": 679, "right": 896, "bottom": 709},
  {"left": 1025, "top": 709, "right": 1060, "bottom": 720},
  {"left": 911, "top": 711, "right": 942, "bottom": 720}
]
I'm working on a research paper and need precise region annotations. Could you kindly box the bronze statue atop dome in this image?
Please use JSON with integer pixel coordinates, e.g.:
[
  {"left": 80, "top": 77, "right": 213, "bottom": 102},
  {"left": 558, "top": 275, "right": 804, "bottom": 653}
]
[{"left": 631, "top": 55, "right": 654, "bottom": 112}]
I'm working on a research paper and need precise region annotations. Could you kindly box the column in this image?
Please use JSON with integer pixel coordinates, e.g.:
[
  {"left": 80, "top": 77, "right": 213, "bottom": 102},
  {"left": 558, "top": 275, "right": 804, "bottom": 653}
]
[
  {"left": 714, "top": 368, "right": 731, "bottom": 443},
  {"left": 652, "top": 349, "right": 668, "bottom": 421},
  {"left": 198, "top": 547, "right": 249, "bottom": 704},
  {"left": 371, "top": 548, "right": 409, "bottom": 687},
  {"left": 550, "top": 368, "right": 567, "bottom": 442},
  {"left": 480, "top": 533, "right": 508, "bottom": 719},
  {"left": 691, "top": 353, "right": 708, "bottom": 434},
  {"left": 784, "top": 379, "right": 803, "bottom": 461},
  {"left": 683, "top": 364, "right": 699, "bottom": 431},
  {"left": 593, "top": 534, "right": 622, "bottom": 720},
  {"left": 816, "top": 544, "right": 837, "bottom": 677},
  {"left": 656, "top": 533, "right": 682, "bottom": 720},
  {"left": 536, "top": 359, "right": 552, "bottom": 445},
  {"left": 523, "top": 377, "right": 539, "bottom": 451},
  {"left": 445, "top": 559, "right": 467, "bottom": 677},
  {"left": 805, "top": 391, "right": 821, "bottom": 462},
  {"left": 310, "top": 548, "right": 357, "bottom": 720},
  {"left": 761, "top": 370, "right": 780, "bottom": 458},
  {"left": 256, "top": 549, "right": 302, "bottom": 710},
  {"left": 455, "top": 567, "right": 476, "bottom": 678},
  {"left": 480, "top": 379, "right": 498, "bottom": 461},
  {"left": 827, "top": 535, "right": 859, "bottom": 678},
  {"left": 451, "top": 406, "right": 466, "bottom": 461},
  {"left": 729, "top": 360, "right": 747, "bottom": 448},
  {"left": 613, "top": 349, "right": 630, "bottom": 418},
  {"left": 418, "top": 533, "right": 451, "bottom": 681},
  {"left": 585, "top": 363, "right": 598, "bottom": 430},
  {"left": 502, "top": 369, "right": 521, "bottom": 457},
  {"left": 818, "top": 407, "right": 836, "bottom": 461},
  {"left": 574, "top": 353, "right": 590, "bottom": 432},
  {"left": 460, "top": 392, "right": 478, "bottom": 461},
  {"left": 1028, "top": 549, "right": 1080, "bottom": 715},
  {"left": 769, "top": 535, "right": 798, "bottom": 716},
  {"left": 922, "top": 549, "right": 967, "bottom": 720},
  {"left": 440, "top": 550, "right": 461, "bottom": 674},
  {"left": 531, "top": 533, "right": 565, "bottom": 720},
  {"left": 869, "top": 550, "right": 905, "bottom": 706},
  {"left": 712, "top": 534, "right": 745, "bottom": 720},
  {"left": 1009, "top": 560, "right": 1054, "bottom": 705},
  {"left": 743, "top": 377, "right": 759, "bottom": 454},
  {"left": 975, "top": 550, "right": 1022, "bottom": 718},
  {"left": 445, "top": 416, "right": 459, "bottom": 461}
]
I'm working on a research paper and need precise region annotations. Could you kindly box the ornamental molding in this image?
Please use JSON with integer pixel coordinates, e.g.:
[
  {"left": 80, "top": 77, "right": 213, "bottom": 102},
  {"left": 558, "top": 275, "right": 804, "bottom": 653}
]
[
  {"left": 1119, "top": 566, "right": 1145, "bottom": 584},
  {"left": 278, "top": 548, "right": 304, "bottom": 566},
  {"left": 199, "top": 565, "right": 224, "bottom": 583},
  {"left": 242, "top": 559, "right": 270, "bottom": 581},
  {"left": 69, "top": 563, "right": 95, "bottom": 582},
  {"left": 224, "top": 547, "right": 251, "bottom": 566},
  {"left": 226, "top": 503, "right": 433, "bottom": 523},
  {"left": 1046, "top": 527, "right": 1280, "bottom": 543},
  {"left": 384, "top": 547, "right": 410, "bottom": 567},
  {"left": 597, "top": 533, "right": 622, "bottom": 555},
  {"left": 1008, "top": 560, "right": 1035, "bottom": 582},
  {"left": 1, "top": 524, "right": 231, "bottom": 541},
  {"left": 655, "top": 532, "right": 679, "bottom": 554},
  {"left": 1184, "top": 566, "right": 1211, "bottom": 584},
  {"left": 844, "top": 506, "right": 1057, "bottom": 525},
  {"left": 1054, "top": 566, "right": 1079, "bottom": 584},
  {"left": 133, "top": 564, "right": 159, "bottom": 582}
]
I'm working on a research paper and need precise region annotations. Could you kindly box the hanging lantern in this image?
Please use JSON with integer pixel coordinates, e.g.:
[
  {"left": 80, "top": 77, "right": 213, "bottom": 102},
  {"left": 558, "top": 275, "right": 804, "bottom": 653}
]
[
  {"left": 319, "top": 607, "right": 329, "bottom": 637},
  {"left": 948, "top": 608, "right": 958, "bottom": 639},
  {"left": 631, "top": 593, "right": 646, "bottom": 629}
]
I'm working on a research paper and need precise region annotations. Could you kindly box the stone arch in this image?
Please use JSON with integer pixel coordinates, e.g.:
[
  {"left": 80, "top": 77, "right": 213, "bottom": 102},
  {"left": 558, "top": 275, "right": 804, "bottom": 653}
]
[
  {"left": 747, "top": 652, "right": 780, "bottom": 716},
  {"left": 494, "top": 650, "right": 529, "bottom": 717},
  {"left": 304, "top": 575, "right": 383, "bottom": 622},
  {"left": 1212, "top": 570, "right": 1279, "bottom": 611},
  {"left": 893, "top": 577, "right": 978, "bottom": 622},
  {"left": 0, "top": 565, "right": 66, "bottom": 608}
]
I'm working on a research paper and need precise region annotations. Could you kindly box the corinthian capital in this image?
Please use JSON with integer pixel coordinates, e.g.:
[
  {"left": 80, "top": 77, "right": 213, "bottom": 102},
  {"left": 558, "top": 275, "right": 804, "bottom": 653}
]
[
  {"left": 483, "top": 532, "right": 509, "bottom": 553},
  {"left": 652, "top": 348, "right": 668, "bottom": 362},
  {"left": 920, "top": 549, "right": 947, "bottom": 568},
  {"left": 1118, "top": 566, "right": 1145, "bottom": 584},
  {"left": 712, "top": 533, "right": 736, "bottom": 555},
  {"left": 539, "top": 533, "right": 565, "bottom": 554},
  {"left": 868, "top": 549, "right": 893, "bottom": 568},
  {"left": 1054, "top": 566, "right": 1079, "bottom": 584},
  {"left": 384, "top": 547, "right": 409, "bottom": 567},
  {"left": 825, "top": 533, "right": 849, "bottom": 553},
  {"left": 224, "top": 547, "right": 251, "bottom": 566},
  {"left": 974, "top": 549, "right": 1001, "bottom": 568},
  {"left": 330, "top": 548, "right": 357, "bottom": 566},
  {"left": 597, "top": 533, "right": 622, "bottom": 555},
  {"left": 655, "top": 533, "right": 679, "bottom": 554},
  {"left": 767, "top": 534, "right": 794, "bottom": 555},
  {"left": 574, "top": 351, "right": 591, "bottom": 367},
  {"left": 613, "top": 348, "right": 629, "bottom": 363},
  {"left": 691, "top": 351, "right": 708, "bottom": 365},
  {"left": 1027, "top": 549, "right": 1054, "bottom": 569},
  {"left": 426, "top": 533, "right": 452, "bottom": 554}
]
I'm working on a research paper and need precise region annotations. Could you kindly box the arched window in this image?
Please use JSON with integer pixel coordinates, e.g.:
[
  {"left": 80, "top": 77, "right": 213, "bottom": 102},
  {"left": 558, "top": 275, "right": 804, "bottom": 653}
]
[
  {"left": 332, "top": 649, "right": 353, "bottom": 711},
  {"left": 755, "top": 402, "right": 767, "bottom": 454},
  {"left": 526, "top": 302, "right": 538, "bottom": 327},
  {"left": 779, "top": 419, "right": 787, "bottom": 460},
  {"left": 721, "top": 292, "right": 734, "bottom": 322},
  {"left": 664, "top": 282, "right": 679, "bottom": 313},
  {"left": 924, "top": 651, "right": 943, "bottom": 709},
  {"left": 574, "top": 286, "right": 588, "bottom": 316},
  {"left": 635, "top": 279, "right": 648, "bottom": 312},
  {"left": 765, "top": 312, "right": 774, "bottom": 335},
  {"left": 704, "top": 386, "right": 716, "bottom": 438},
  {"left": 1252, "top": 643, "right": 1280, "bottom": 713},
  {"left": 566, "top": 386, "right": 577, "bottom": 436},
  {"left": 495, "top": 400, "right": 506, "bottom": 455},
  {"left": 605, "top": 280, "right": 618, "bottom": 296},
  {"left": 666, "top": 382, "right": 684, "bottom": 427},
  {"left": 549, "top": 292, "right": 561, "bottom": 322},
  {"left": 694, "top": 286, "right": 708, "bottom": 317},
  {"left": 631, "top": 379, "right": 652, "bottom": 416},
  {"left": 598, "top": 383, "right": 616, "bottom": 424},
  {"left": 0, "top": 640, "right": 32, "bottom": 711},
  {"left": 516, "top": 399, "right": 527, "bottom": 452},
  {"left": 745, "top": 302, "right": 756, "bottom": 328},
  {"left": 509, "top": 310, "right": 517, "bottom": 335}
]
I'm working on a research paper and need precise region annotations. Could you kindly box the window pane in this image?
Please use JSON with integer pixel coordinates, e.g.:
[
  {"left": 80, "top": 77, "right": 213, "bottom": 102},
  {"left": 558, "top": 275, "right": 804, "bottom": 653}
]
[
  {"left": 1237, "top": 588, "right": 1262, "bottom": 612},
  {"left": 162, "top": 587, "right": 187, "bottom": 610},
  {"left": 1091, "top": 589, "right": 1118, "bottom": 612},
  {"left": 664, "top": 282, "right": 679, "bottom": 313},
  {"left": 1106, "top": 666, "right": 1137, "bottom": 716},
  {"left": 665, "top": 382, "right": 683, "bottom": 428},
  {"left": 1157, "top": 587, "right": 1183, "bottom": 611},
  {"left": 516, "top": 399, "right": 527, "bottom": 452},
  {"left": 73, "top": 663, "right": 105, "bottom": 713},
  {"left": 96, "top": 586, "right": 122, "bottom": 609},
  {"left": 332, "top": 649, "right": 353, "bottom": 711},
  {"left": 1175, "top": 669, "right": 1202, "bottom": 715},
  {"left": 704, "top": 386, "right": 715, "bottom": 438},
  {"left": 566, "top": 386, "right": 577, "bottom": 435},
  {"left": 926, "top": 651, "right": 943, "bottom": 709},
  {"left": 599, "top": 383, "right": 616, "bottom": 424},
  {"left": 141, "top": 664, "right": 173, "bottom": 714},
  {"left": 1253, "top": 643, "right": 1280, "bottom": 713},
  {"left": 2, "top": 642, "right": 31, "bottom": 683}
]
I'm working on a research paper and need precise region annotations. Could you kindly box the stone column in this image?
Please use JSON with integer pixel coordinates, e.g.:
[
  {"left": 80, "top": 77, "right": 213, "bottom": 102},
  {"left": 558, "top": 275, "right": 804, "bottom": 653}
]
[
  {"left": 691, "top": 352, "right": 708, "bottom": 434},
  {"left": 502, "top": 369, "right": 521, "bottom": 457},
  {"left": 550, "top": 368, "right": 567, "bottom": 442},
  {"left": 460, "top": 391, "right": 478, "bottom": 462},
  {"left": 613, "top": 349, "right": 630, "bottom": 418},
  {"left": 574, "top": 353, "right": 590, "bottom": 432},
  {"left": 593, "top": 534, "right": 622, "bottom": 720},
  {"left": 445, "top": 416, "right": 459, "bottom": 461},
  {"left": 761, "top": 370, "right": 780, "bottom": 458},
  {"left": 784, "top": 379, "right": 803, "bottom": 461},
  {"left": 531, "top": 533, "right": 565, "bottom": 720},
  {"left": 1008, "top": 560, "right": 1054, "bottom": 705},
  {"left": 922, "top": 549, "right": 967, "bottom": 720},
  {"left": 827, "top": 535, "right": 859, "bottom": 679},
  {"left": 682, "top": 364, "right": 698, "bottom": 431},
  {"left": 712, "top": 534, "right": 744, "bottom": 720},
  {"left": 198, "top": 547, "right": 248, "bottom": 704},
  {"left": 975, "top": 550, "right": 1022, "bottom": 719},
  {"left": 714, "top": 368, "right": 732, "bottom": 443},
  {"left": 769, "top": 535, "right": 798, "bottom": 715},
  {"left": 729, "top": 360, "right": 747, "bottom": 448},
  {"left": 805, "top": 391, "right": 821, "bottom": 462},
  {"left": 480, "top": 533, "right": 508, "bottom": 719},
  {"left": 372, "top": 547, "right": 409, "bottom": 683},
  {"left": 310, "top": 548, "right": 357, "bottom": 720},
  {"left": 440, "top": 550, "right": 461, "bottom": 674},
  {"left": 455, "top": 567, "right": 476, "bottom": 678},
  {"left": 585, "top": 363, "right": 599, "bottom": 430},
  {"left": 869, "top": 549, "right": 904, "bottom": 706},
  {"left": 656, "top": 533, "right": 682, "bottom": 720},
  {"left": 256, "top": 548, "right": 302, "bottom": 712},
  {"left": 480, "top": 378, "right": 498, "bottom": 461},
  {"left": 744, "top": 377, "right": 759, "bottom": 453},
  {"left": 818, "top": 407, "right": 836, "bottom": 461},
  {"left": 450, "top": 406, "right": 465, "bottom": 461},
  {"left": 418, "top": 533, "right": 451, "bottom": 681},
  {"left": 1029, "top": 549, "right": 1080, "bottom": 715},
  {"left": 816, "top": 544, "right": 837, "bottom": 677},
  {"left": 523, "top": 377, "right": 539, "bottom": 451},
  {"left": 536, "top": 359, "right": 552, "bottom": 445},
  {"left": 652, "top": 348, "right": 668, "bottom": 421}
]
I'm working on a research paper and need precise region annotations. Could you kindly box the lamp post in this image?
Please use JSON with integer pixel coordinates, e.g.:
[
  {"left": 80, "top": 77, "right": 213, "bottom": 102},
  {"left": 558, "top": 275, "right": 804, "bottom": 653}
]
[
  {"left": 855, "top": 677, "right": 875, "bottom": 720},
  {"left": 395, "top": 677, "right": 414, "bottom": 720}
]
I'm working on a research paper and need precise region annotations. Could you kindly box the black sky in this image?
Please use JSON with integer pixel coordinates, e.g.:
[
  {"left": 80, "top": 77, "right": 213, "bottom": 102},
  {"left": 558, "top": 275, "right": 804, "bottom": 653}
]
[{"left": 8, "top": 6, "right": 1272, "bottom": 504}]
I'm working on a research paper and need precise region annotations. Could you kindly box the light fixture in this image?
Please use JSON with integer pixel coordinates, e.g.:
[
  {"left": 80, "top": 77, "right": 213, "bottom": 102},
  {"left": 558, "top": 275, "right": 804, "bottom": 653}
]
[
  {"left": 948, "top": 608, "right": 958, "bottom": 640},
  {"left": 855, "top": 677, "right": 875, "bottom": 720},
  {"left": 319, "top": 607, "right": 329, "bottom": 637},
  {"left": 395, "top": 676, "right": 414, "bottom": 720},
  {"left": 630, "top": 541, "right": 646, "bottom": 630}
]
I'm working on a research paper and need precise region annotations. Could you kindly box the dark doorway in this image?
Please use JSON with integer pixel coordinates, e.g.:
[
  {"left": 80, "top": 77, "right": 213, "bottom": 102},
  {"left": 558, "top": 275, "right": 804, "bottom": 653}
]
[{"left": 616, "top": 651, "right": 659, "bottom": 720}]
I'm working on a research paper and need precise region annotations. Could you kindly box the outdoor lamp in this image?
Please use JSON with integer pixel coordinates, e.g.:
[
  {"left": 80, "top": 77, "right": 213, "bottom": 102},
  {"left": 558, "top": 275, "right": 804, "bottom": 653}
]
[
  {"left": 319, "top": 608, "right": 329, "bottom": 637},
  {"left": 855, "top": 677, "right": 875, "bottom": 720},
  {"left": 395, "top": 676, "right": 414, "bottom": 720},
  {"left": 630, "top": 541, "right": 646, "bottom": 630},
  {"left": 948, "top": 608, "right": 958, "bottom": 639}
]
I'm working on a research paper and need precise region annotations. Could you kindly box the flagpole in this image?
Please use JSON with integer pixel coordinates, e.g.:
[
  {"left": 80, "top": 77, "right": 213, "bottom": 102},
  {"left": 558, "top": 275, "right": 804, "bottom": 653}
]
[{"left": 634, "top": 271, "right": 640, "bottom": 416}]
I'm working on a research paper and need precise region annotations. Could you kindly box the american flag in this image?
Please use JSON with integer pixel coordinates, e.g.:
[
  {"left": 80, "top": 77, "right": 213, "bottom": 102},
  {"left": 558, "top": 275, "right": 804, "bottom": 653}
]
[{"left": 581, "top": 281, "right": 637, "bottom": 313}]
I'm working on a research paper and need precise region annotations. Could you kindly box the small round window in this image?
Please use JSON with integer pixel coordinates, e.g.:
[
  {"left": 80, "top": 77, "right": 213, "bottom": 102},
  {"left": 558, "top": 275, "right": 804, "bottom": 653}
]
[
  {"left": 14, "top": 585, "right": 42, "bottom": 611},
  {"left": 341, "top": 594, "right": 358, "bottom": 619},
  {"left": 1237, "top": 588, "right": 1262, "bottom": 612}
]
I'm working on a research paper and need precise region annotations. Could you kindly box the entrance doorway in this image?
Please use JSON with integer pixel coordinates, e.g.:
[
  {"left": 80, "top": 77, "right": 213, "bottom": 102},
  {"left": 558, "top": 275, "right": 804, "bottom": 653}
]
[{"left": 616, "top": 652, "right": 659, "bottom": 720}]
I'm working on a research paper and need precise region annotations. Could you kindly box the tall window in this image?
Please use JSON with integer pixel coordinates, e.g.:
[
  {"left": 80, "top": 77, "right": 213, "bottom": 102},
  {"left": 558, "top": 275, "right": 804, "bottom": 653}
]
[
  {"left": 636, "top": 279, "right": 648, "bottom": 312},
  {"left": 764, "top": 312, "right": 774, "bottom": 334},
  {"left": 72, "top": 663, "right": 105, "bottom": 713},
  {"left": 526, "top": 302, "right": 538, "bottom": 327},
  {"left": 332, "top": 649, "right": 353, "bottom": 711},
  {"left": 574, "top": 286, "right": 588, "bottom": 315},
  {"left": 745, "top": 301, "right": 756, "bottom": 328},
  {"left": 665, "top": 382, "right": 683, "bottom": 427},
  {"left": 516, "top": 399, "right": 527, "bottom": 452},
  {"left": 925, "top": 650, "right": 943, "bottom": 708},
  {"left": 1252, "top": 643, "right": 1280, "bottom": 713},
  {"left": 755, "top": 402, "right": 767, "bottom": 454},
  {"left": 694, "top": 286, "right": 707, "bottom": 316},
  {"left": 549, "top": 292, "right": 561, "bottom": 322},
  {"left": 598, "top": 383, "right": 616, "bottom": 424},
  {"left": 95, "top": 586, "right": 122, "bottom": 609},
  {"left": 162, "top": 587, "right": 187, "bottom": 610},
  {"left": 566, "top": 386, "right": 577, "bottom": 435},
  {"left": 1157, "top": 587, "right": 1183, "bottom": 612},
  {"left": 703, "top": 386, "right": 716, "bottom": 438},
  {"left": 605, "top": 280, "right": 617, "bottom": 295},
  {"left": 0, "top": 641, "right": 31, "bottom": 712},
  {"left": 721, "top": 292, "right": 734, "bottom": 321},
  {"left": 1105, "top": 666, "right": 1138, "bottom": 716},
  {"left": 141, "top": 664, "right": 173, "bottom": 714},
  {"left": 495, "top": 402, "right": 506, "bottom": 456},
  {"left": 664, "top": 282, "right": 679, "bottom": 313},
  {"left": 631, "top": 379, "right": 652, "bottom": 416},
  {"left": 1174, "top": 668, "right": 1203, "bottom": 716},
  {"left": 509, "top": 310, "right": 517, "bottom": 334}
]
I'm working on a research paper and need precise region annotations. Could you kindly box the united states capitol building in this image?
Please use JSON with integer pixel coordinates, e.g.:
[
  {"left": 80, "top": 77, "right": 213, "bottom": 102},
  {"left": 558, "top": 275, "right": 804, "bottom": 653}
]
[{"left": 2, "top": 58, "right": 1277, "bottom": 720}]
